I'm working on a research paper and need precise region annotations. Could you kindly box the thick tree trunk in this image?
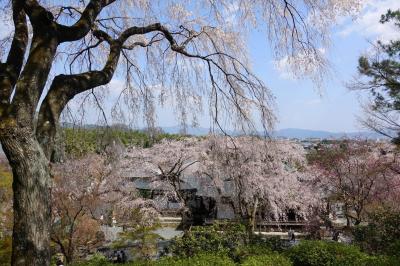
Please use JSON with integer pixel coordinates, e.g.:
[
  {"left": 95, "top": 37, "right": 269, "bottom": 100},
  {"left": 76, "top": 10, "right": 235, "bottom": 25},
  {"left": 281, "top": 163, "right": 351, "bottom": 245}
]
[
  {"left": 179, "top": 208, "right": 193, "bottom": 231},
  {"left": 250, "top": 197, "right": 259, "bottom": 233},
  {"left": 354, "top": 208, "right": 362, "bottom": 226},
  {"left": 344, "top": 203, "right": 351, "bottom": 227},
  {"left": 0, "top": 127, "right": 52, "bottom": 266}
]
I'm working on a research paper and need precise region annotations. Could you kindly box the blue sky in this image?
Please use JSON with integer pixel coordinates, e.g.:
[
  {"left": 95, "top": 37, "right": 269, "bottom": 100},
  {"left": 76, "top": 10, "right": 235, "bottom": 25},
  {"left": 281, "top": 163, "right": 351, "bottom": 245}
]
[
  {"left": 245, "top": 0, "right": 400, "bottom": 132},
  {"left": 152, "top": 0, "right": 400, "bottom": 132}
]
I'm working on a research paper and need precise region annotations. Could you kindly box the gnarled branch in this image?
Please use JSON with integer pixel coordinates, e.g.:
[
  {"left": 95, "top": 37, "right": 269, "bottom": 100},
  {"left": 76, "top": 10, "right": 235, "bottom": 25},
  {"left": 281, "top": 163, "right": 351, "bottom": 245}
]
[
  {"left": 57, "top": 0, "right": 117, "bottom": 43},
  {"left": 0, "top": 0, "right": 28, "bottom": 108}
]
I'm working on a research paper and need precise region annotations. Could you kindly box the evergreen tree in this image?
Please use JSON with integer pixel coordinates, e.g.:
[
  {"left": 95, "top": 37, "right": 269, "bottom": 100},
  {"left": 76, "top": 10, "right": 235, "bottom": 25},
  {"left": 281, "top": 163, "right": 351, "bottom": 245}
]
[{"left": 356, "top": 10, "right": 400, "bottom": 144}]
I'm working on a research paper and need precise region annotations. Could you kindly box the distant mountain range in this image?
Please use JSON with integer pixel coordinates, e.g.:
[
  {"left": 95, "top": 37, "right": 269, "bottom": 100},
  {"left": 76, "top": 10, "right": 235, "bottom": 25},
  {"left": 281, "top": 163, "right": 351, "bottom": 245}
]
[
  {"left": 61, "top": 123, "right": 386, "bottom": 140},
  {"left": 162, "top": 126, "right": 385, "bottom": 140},
  {"left": 272, "top": 128, "right": 384, "bottom": 140}
]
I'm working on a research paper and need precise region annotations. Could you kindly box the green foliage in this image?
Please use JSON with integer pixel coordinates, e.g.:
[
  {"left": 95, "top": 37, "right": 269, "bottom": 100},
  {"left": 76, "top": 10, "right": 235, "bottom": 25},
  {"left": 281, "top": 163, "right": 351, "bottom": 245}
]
[
  {"left": 241, "top": 254, "right": 292, "bottom": 266},
  {"left": 65, "top": 222, "right": 399, "bottom": 265},
  {"left": 0, "top": 165, "right": 12, "bottom": 188},
  {"left": 0, "top": 162, "right": 13, "bottom": 266},
  {"left": 64, "top": 128, "right": 99, "bottom": 157},
  {"left": 356, "top": 9, "right": 400, "bottom": 143},
  {"left": 63, "top": 127, "right": 184, "bottom": 157},
  {"left": 286, "top": 240, "right": 378, "bottom": 266},
  {"left": 168, "top": 222, "right": 248, "bottom": 257},
  {"left": 249, "top": 235, "right": 288, "bottom": 252},
  {"left": 232, "top": 243, "right": 292, "bottom": 264},
  {"left": 353, "top": 208, "right": 400, "bottom": 257},
  {"left": 168, "top": 222, "right": 290, "bottom": 263},
  {"left": 230, "top": 236, "right": 289, "bottom": 263},
  {"left": 71, "top": 253, "right": 112, "bottom": 266},
  {"left": 233, "top": 244, "right": 274, "bottom": 260},
  {"left": 357, "top": 255, "right": 400, "bottom": 266},
  {"left": 0, "top": 163, "right": 13, "bottom": 247},
  {"left": 114, "top": 226, "right": 161, "bottom": 260},
  {"left": 154, "top": 253, "right": 235, "bottom": 266},
  {"left": 0, "top": 236, "right": 12, "bottom": 266},
  {"left": 72, "top": 253, "right": 235, "bottom": 266},
  {"left": 137, "top": 189, "right": 152, "bottom": 199},
  {"left": 70, "top": 239, "right": 397, "bottom": 266},
  {"left": 113, "top": 209, "right": 161, "bottom": 260}
]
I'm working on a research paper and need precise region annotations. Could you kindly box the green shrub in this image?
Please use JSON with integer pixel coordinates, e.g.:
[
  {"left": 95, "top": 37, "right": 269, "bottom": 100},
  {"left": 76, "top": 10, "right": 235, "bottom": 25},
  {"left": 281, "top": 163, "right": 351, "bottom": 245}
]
[
  {"left": 241, "top": 254, "right": 293, "bottom": 266},
  {"left": 71, "top": 252, "right": 235, "bottom": 266},
  {"left": 287, "top": 240, "right": 371, "bottom": 266},
  {"left": 66, "top": 242, "right": 399, "bottom": 266},
  {"left": 357, "top": 255, "right": 400, "bottom": 266},
  {"left": 231, "top": 244, "right": 275, "bottom": 263},
  {"left": 112, "top": 209, "right": 161, "bottom": 260},
  {"left": 63, "top": 127, "right": 184, "bottom": 157},
  {"left": 168, "top": 222, "right": 248, "bottom": 257},
  {"left": 71, "top": 253, "right": 112, "bottom": 266},
  {"left": 157, "top": 253, "right": 235, "bottom": 266},
  {"left": 249, "top": 235, "right": 288, "bottom": 252},
  {"left": 128, "top": 253, "right": 235, "bottom": 266},
  {"left": 353, "top": 208, "right": 400, "bottom": 257},
  {"left": 234, "top": 244, "right": 272, "bottom": 257}
]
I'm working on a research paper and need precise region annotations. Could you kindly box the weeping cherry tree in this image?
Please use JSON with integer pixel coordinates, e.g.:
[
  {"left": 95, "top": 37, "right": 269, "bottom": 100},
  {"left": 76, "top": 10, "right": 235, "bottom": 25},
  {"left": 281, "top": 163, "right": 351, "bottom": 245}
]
[{"left": 0, "top": 0, "right": 360, "bottom": 264}]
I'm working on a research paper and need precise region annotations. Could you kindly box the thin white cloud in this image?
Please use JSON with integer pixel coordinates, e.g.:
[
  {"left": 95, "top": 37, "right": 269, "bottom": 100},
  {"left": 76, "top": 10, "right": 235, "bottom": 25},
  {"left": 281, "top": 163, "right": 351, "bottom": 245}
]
[{"left": 339, "top": 0, "right": 400, "bottom": 42}]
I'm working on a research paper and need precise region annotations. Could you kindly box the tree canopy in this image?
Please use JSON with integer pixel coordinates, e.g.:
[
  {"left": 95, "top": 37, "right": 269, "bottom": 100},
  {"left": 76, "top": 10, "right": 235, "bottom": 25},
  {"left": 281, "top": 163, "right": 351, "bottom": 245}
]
[{"left": 353, "top": 9, "right": 400, "bottom": 144}]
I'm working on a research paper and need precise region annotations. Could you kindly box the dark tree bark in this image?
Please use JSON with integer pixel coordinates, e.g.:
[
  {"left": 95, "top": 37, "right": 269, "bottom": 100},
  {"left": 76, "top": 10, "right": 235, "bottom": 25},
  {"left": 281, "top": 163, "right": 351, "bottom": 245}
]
[
  {"left": 0, "top": 1, "right": 116, "bottom": 264},
  {"left": 0, "top": 127, "right": 51, "bottom": 266}
]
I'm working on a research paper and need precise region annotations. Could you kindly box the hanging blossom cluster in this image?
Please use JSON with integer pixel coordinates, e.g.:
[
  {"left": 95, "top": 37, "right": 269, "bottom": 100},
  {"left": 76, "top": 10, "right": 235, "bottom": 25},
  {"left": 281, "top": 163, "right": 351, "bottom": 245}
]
[
  {"left": 51, "top": 153, "right": 157, "bottom": 226},
  {"left": 121, "top": 137, "right": 206, "bottom": 209},
  {"left": 121, "top": 136, "right": 322, "bottom": 221},
  {"left": 199, "top": 136, "right": 321, "bottom": 221}
]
